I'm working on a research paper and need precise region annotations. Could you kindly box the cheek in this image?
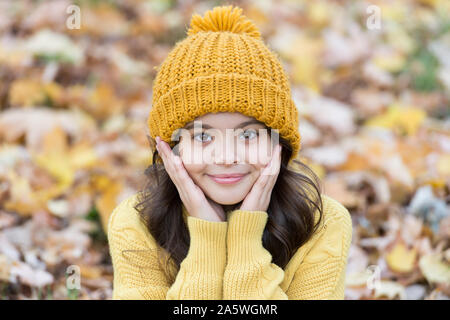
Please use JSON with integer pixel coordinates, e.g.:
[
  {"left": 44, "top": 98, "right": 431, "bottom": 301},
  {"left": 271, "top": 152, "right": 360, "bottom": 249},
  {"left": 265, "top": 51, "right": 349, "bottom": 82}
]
[
  {"left": 245, "top": 138, "right": 273, "bottom": 166},
  {"left": 179, "top": 141, "right": 208, "bottom": 178},
  {"left": 182, "top": 162, "right": 208, "bottom": 188},
  {"left": 183, "top": 162, "right": 206, "bottom": 176},
  {"left": 179, "top": 140, "right": 205, "bottom": 164}
]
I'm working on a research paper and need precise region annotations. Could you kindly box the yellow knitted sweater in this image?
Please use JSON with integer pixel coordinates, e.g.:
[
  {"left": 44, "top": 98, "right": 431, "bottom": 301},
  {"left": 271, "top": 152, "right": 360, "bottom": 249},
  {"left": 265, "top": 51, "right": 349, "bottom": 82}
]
[{"left": 107, "top": 193, "right": 352, "bottom": 300}]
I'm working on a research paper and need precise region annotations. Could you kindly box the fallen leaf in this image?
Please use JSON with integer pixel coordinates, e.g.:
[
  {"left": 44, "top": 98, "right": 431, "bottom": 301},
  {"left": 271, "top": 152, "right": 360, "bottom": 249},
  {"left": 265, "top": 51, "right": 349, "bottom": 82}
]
[
  {"left": 419, "top": 253, "right": 450, "bottom": 285},
  {"left": 386, "top": 240, "right": 418, "bottom": 274}
]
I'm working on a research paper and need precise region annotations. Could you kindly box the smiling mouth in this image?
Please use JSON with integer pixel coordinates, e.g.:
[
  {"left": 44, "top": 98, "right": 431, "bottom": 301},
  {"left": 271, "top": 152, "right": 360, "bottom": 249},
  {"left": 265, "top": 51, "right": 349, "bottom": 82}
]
[{"left": 207, "top": 173, "right": 248, "bottom": 184}]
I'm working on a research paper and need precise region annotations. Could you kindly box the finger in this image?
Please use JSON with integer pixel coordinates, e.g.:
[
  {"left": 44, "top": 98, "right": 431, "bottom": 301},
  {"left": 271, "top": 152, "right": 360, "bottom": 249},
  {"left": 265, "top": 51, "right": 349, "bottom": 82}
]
[
  {"left": 266, "top": 145, "right": 281, "bottom": 186},
  {"left": 172, "top": 155, "right": 192, "bottom": 201},
  {"left": 256, "top": 147, "right": 277, "bottom": 187},
  {"left": 157, "top": 139, "right": 182, "bottom": 187},
  {"left": 261, "top": 145, "right": 281, "bottom": 197},
  {"left": 254, "top": 165, "right": 271, "bottom": 191},
  {"left": 160, "top": 149, "right": 191, "bottom": 203},
  {"left": 239, "top": 145, "right": 281, "bottom": 212},
  {"left": 157, "top": 138, "right": 214, "bottom": 217},
  {"left": 261, "top": 146, "right": 277, "bottom": 177},
  {"left": 158, "top": 139, "right": 200, "bottom": 201},
  {"left": 269, "top": 144, "right": 282, "bottom": 176},
  {"left": 157, "top": 139, "right": 175, "bottom": 173},
  {"left": 159, "top": 138, "right": 178, "bottom": 168}
]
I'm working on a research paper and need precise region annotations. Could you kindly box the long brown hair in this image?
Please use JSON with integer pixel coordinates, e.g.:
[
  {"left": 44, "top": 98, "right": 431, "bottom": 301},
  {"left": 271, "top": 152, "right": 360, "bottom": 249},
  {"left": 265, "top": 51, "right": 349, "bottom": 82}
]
[{"left": 134, "top": 127, "right": 324, "bottom": 285}]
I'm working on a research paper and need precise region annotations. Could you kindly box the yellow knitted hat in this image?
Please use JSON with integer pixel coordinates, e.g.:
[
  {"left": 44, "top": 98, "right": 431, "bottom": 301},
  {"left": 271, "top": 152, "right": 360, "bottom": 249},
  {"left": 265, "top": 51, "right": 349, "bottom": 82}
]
[{"left": 148, "top": 5, "right": 301, "bottom": 163}]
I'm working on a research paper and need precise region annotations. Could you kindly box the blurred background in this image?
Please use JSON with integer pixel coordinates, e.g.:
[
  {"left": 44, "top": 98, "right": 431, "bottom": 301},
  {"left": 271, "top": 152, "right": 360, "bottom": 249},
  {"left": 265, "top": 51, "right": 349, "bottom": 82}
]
[{"left": 0, "top": 0, "right": 449, "bottom": 300}]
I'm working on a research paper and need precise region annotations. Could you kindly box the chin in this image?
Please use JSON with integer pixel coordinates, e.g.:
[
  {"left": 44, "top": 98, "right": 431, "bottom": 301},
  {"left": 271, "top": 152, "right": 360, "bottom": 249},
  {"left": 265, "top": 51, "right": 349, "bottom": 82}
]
[
  {"left": 205, "top": 191, "right": 245, "bottom": 205},
  {"left": 210, "top": 196, "right": 243, "bottom": 205}
]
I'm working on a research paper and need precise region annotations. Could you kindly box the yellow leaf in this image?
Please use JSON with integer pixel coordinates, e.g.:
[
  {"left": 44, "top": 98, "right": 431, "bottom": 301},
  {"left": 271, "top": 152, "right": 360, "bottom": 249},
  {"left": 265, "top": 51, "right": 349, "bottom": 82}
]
[
  {"left": 423, "top": 178, "right": 447, "bottom": 190},
  {"left": 417, "top": 0, "right": 439, "bottom": 7},
  {"left": 386, "top": 241, "right": 417, "bottom": 273},
  {"left": 4, "top": 171, "right": 43, "bottom": 216},
  {"left": 379, "top": 3, "right": 407, "bottom": 22},
  {"left": 9, "top": 79, "right": 46, "bottom": 106},
  {"left": 42, "top": 125, "right": 68, "bottom": 154},
  {"left": 365, "top": 104, "right": 427, "bottom": 136},
  {"left": 69, "top": 142, "right": 98, "bottom": 169},
  {"left": 373, "top": 51, "right": 406, "bottom": 73},
  {"left": 307, "top": 2, "right": 331, "bottom": 28},
  {"left": 34, "top": 139, "right": 74, "bottom": 198},
  {"left": 290, "top": 35, "right": 323, "bottom": 93},
  {"left": 79, "top": 264, "right": 103, "bottom": 279},
  {"left": 126, "top": 146, "right": 152, "bottom": 167},
  {"left": 88, "top": 83, "right": 123, "bottom": 119},
  {"left": 0, "top": 46, "right": 28, "bottom": 67},
  {"left": 437, "top": 154, "right": 450, "bottom": 177},
  {"left": 43, "top": 82, "right": 65, "bottom": 106},
  {"left": 34, "top": 153, "right": 74, "bottom": 188},
  {"left": 419, "top": 253, "right": 450, "bottom": 284},
  {"left": 95, "top": 179, "right": 123, "bottom": 233},
  {"left": 0, "top": 254, "right": 11, "bottom": 282},
  {"left": 91, "top": 175, "right": 111, "bottom": 191},
  {"left": 35, "top": 184, "right": 69, "bottom": 204},
  {"left": 66, "top": 84, "right": 86, "bottom": 102},
  {"left": 386, "top": 25, "right": 416, "bottom": 55}
]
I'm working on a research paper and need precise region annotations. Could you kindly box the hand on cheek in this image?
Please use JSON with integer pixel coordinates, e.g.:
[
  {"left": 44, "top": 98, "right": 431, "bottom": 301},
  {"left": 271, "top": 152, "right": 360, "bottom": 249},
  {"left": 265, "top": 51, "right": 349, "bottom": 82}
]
[
  {"left": 239, "top": 144, "right": 282, "bottom": 212},
  {"left": 156, "top": 136, "right": 226, "bottom": 222}
]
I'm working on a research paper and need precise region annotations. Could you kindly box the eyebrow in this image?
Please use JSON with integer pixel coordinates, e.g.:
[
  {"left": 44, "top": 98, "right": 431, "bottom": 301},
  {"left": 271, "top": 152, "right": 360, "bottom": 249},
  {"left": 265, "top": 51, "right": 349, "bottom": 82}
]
[{"left": 184, "top": 119, "right": 264, "bottom": 130}]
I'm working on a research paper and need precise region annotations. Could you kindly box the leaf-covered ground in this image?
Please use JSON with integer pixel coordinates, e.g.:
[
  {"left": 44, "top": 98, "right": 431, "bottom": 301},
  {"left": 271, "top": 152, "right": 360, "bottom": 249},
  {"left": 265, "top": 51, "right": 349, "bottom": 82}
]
[{"left": 0, "top": 0, "right": 449, "bottom": 300}]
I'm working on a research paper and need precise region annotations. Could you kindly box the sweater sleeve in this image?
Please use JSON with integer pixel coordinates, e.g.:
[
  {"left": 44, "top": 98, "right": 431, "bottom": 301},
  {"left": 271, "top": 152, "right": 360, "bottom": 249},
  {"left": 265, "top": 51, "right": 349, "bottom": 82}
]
[
  {"left": 107, "top": 194, "right": 228, "bottom": 300},
  {"left": 286, "top": 203, "right": 353, "bottom": 299},
  {"left": 223, "top": 210, "right": 288, "bottom": 299},
  {"left": 223, "top": 197, "right": 352, "bottom": 300}
]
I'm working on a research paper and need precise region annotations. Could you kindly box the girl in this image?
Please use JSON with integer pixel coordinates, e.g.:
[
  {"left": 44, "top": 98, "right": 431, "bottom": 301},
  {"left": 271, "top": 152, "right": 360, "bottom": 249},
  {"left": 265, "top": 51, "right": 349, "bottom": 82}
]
[{"left": 107, "top": 5, "right": 352, "bottom": 300}]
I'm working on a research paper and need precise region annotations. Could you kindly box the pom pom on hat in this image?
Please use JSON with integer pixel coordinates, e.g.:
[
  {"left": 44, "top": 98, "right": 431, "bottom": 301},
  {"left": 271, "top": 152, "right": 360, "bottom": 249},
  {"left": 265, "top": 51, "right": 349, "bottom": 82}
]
[{"left": 187, "top": 5, "right": 261, "bottom": 39}]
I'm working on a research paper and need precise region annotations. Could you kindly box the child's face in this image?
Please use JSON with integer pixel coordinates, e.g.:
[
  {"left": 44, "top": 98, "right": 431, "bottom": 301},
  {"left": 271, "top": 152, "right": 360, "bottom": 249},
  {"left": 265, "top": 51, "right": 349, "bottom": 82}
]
[{"left": 175, "top": 112, "right": 276, "bottom": 206}]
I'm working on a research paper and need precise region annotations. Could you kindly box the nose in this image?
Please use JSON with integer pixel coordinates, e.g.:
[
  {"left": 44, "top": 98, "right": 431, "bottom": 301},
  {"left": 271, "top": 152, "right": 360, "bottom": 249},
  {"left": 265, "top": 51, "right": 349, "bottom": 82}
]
[{"left": 213, "top": 130, "right": 240, "bottom": 165}]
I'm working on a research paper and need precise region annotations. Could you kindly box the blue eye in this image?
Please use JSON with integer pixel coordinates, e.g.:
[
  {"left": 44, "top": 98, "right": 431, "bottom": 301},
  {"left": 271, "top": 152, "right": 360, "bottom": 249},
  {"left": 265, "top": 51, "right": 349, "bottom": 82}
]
[
  {"left": 238, "top": 129, "right": 258, "bottom": 140},
  {"left": 193, "top": 132, "right": 212, "bottom": 143},
  {"left": 192, "top": 129, "right": 259, "bottom": 143}
]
